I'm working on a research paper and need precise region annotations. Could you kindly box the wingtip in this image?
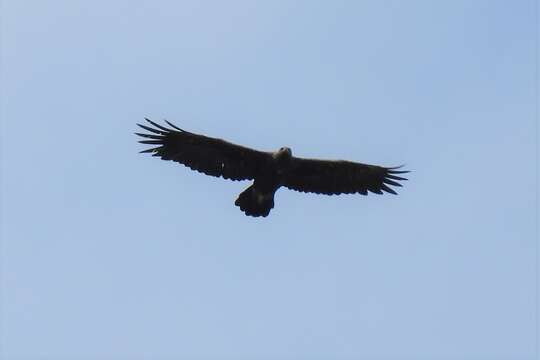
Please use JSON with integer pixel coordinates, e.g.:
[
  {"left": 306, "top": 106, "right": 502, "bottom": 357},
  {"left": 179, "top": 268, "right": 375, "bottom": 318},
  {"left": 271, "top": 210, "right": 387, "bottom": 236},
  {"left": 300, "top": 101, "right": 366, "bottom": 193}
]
[
  {"left": 141, "top": 118, "right": 187, "bottom": 133},
  {"left": 381, "top": 184, "right": 398, "bottom": 195},
  {"left": 388, "top": 164, "right": 411, "bottom": 174},
  {"left": 164, "top": 120, "right": 185, "bottom": 132},
  {"left": 383, "top": 178, "right": 403, "bottom": 187},
  {"left": 135, "top": 132, "right": 163, "bottom": 140},
  {"left": 383, "top": 165, "right": 409, "bottom": 189},
  {"left": 139, "top": 139, "right": 163, "bottom": 144},
  {"left": 142, "top": 117, "right": 165, "bottom": 130}
]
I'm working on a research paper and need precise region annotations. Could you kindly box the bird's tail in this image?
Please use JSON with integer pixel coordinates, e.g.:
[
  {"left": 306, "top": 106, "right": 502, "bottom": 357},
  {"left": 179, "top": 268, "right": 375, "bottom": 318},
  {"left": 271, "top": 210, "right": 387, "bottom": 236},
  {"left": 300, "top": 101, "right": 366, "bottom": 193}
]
[{"left": 235, "top": 185, "right": 275, "bottom": 217}]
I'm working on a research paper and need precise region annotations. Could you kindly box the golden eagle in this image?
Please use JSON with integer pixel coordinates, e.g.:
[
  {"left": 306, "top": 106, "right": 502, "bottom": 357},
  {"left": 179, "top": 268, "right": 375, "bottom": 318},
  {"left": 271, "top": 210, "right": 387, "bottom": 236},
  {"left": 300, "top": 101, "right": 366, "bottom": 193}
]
[{"left": 136, "top": 119, "right": 409, "bottom": 217}]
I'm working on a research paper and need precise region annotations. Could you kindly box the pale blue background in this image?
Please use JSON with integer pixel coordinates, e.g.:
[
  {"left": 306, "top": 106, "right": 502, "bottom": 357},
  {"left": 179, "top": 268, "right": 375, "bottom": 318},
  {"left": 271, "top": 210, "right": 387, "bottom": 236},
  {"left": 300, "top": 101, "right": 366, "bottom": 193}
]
[{"left": 1, "top": 1, "right": 537, "bottom": 359}]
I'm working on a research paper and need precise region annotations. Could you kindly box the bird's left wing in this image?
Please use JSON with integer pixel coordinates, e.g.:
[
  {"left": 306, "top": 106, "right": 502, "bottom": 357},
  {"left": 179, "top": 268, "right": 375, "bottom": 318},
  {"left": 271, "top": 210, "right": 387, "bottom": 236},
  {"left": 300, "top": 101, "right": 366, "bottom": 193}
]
[
  {"left": 283, "top": 157, "right": 408, "bottom": 195},
  {"left": 136, "top": 119, "right": 272, "bottom": 181}
]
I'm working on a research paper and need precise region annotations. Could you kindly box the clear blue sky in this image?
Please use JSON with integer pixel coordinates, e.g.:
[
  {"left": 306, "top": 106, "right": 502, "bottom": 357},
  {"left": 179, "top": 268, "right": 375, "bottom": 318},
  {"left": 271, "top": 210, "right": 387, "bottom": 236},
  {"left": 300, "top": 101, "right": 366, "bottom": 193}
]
[{"left": 1, "top": 0, "right": 537, "bottom": 359}]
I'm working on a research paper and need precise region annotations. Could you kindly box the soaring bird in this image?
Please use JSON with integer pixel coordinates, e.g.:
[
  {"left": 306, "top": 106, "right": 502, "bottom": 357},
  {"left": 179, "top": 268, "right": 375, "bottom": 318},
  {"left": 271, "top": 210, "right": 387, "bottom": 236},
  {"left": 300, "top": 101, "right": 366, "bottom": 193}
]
[{"left": 136, "top": 119, "right": 409, "bottom": 217}]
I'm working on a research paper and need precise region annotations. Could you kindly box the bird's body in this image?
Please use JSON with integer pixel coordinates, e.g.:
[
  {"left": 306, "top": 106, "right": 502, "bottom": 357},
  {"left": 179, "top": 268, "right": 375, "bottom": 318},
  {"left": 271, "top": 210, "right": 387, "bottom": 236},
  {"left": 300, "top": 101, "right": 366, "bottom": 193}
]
[
  {"left": 234, "top": 147, "right": 292, "bottom": 216},
  {"left": 136, "top": 119, "right": 408, "bottom": 217}
]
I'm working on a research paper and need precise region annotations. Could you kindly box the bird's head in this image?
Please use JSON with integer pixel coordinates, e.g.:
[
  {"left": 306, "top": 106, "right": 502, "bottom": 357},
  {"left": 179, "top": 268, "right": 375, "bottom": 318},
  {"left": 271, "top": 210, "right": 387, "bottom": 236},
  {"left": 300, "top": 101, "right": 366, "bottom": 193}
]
[
  {"left": 276, "top": 146, "right": 292, "bottom": 159},
  {"left": 273, "top": 147, "right": 292, "bottom": 162}
]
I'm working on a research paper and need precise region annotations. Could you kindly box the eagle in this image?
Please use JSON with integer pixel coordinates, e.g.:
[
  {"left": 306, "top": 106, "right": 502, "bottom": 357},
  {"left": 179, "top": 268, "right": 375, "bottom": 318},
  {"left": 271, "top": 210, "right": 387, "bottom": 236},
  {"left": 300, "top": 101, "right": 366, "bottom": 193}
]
[{"left": 136, "top": 119, "right": 409, "bottom": 217}]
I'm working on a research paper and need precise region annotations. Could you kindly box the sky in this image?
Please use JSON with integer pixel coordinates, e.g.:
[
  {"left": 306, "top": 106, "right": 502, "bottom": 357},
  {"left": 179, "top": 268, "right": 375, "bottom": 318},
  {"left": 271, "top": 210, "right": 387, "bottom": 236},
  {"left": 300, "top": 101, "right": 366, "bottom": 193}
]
[{"left": 1, "top": 0, "right": 538, "bottom": 359}]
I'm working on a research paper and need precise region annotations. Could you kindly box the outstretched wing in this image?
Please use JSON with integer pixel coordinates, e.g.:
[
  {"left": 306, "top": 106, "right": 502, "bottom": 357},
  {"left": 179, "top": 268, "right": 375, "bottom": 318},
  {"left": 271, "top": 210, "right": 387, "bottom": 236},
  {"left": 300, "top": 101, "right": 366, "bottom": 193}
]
[
  {"left": 136, "top": 119, "right": 272, "bottom": 181},
  {"left": 283, "top": 157, "right": 408, "bottom": 195}
]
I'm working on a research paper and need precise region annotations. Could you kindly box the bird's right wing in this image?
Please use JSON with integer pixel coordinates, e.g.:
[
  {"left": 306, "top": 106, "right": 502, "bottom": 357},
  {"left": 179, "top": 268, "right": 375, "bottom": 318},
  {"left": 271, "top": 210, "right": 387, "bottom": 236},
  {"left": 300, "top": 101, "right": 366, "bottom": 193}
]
[
  {"left": 283, "top": 157, "right": 408, "bottom": 195},
  {"left": 136, "top": 119, "right": 272, "bottom": 181}
]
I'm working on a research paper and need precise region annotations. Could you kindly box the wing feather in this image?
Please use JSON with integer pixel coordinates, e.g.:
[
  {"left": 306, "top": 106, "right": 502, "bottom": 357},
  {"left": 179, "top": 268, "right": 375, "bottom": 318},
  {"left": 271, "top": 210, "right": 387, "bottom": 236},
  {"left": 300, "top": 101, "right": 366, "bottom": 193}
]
[
  {"left": 136, "top": 119, "right": 272, "bottom": 181},
  {"left": 283, "top": 158, "right": 408, "bottom": 195}
]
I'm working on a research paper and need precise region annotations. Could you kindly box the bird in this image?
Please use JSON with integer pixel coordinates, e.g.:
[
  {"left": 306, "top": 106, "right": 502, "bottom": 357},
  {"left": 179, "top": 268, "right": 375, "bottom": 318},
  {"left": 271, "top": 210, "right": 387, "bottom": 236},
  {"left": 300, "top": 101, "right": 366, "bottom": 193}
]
[{"left": 136, "top": 118, "right": 409, "bottom": 217}]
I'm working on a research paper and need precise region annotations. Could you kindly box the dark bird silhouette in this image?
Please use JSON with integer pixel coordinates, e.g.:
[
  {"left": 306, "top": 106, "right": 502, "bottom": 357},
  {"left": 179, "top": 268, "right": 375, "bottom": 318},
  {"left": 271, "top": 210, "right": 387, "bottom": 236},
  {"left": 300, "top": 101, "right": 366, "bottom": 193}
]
[{"left": 136, "top": 119, "right": 409, "bottom": 217}]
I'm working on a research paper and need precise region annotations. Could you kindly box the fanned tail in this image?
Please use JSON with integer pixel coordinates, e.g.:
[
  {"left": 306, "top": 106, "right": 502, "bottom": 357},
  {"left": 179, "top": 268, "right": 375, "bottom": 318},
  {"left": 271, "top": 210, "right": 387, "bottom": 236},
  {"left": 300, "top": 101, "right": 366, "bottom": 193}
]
[{"left": 235, "top": 185, "right": 275, "bottom": 217}]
